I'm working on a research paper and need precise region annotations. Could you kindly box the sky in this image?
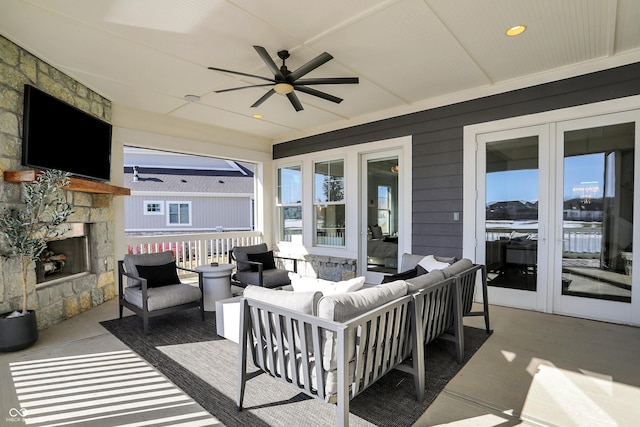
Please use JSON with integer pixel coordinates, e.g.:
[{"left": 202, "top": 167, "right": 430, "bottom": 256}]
[{"left": 486, "top": 153, "right": 605, "bottom": 204}]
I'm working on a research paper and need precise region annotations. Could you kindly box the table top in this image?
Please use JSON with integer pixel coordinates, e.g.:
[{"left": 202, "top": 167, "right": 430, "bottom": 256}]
[{"left": 196, "top": 263, "right": 234, "bottom": 272}]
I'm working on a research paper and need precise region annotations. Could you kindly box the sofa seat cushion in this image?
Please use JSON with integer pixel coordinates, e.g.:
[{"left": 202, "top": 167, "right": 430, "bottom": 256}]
[
  {"left": 235, "top": 268, "right": 292, "bottom": 288},
  {"left": 124, "top": 283, "right": 202, "bottom": 312},
  {"left": 290, "top": 275, "right": 365, "bottom": 295},
  {"left": 317, "top": 280, "right": 408, "bottom": 371}
]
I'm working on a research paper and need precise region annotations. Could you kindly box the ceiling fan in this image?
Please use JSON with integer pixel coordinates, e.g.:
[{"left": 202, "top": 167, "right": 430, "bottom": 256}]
[{"left": 208, "top": 46, "right": 359, "bottom": 112}]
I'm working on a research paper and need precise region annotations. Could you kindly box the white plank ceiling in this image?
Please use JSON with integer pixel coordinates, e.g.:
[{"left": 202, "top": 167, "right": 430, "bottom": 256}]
[{"left": 2, "top": 0, "right": 640, "bottom": 146}]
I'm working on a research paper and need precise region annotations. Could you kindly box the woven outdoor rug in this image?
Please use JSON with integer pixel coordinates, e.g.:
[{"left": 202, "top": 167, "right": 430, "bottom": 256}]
[{"left": 101, "top": 308, "right": 490, "bottom": 427}]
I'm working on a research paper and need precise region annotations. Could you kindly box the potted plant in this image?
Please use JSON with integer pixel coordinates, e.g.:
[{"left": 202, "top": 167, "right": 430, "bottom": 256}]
[{"left": 0, "top": 169, "right": 73, "bottom": 351}]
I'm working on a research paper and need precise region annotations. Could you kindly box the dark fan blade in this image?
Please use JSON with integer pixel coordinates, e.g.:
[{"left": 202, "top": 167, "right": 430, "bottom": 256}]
[
  {"left": 253, "top": 45, "right": 285, "bottom": 80},
  {"left": 215, "top": 83, "right": 274, "bottom": 93},
  {"left": 295, "top": 86, "right": 343, "bottom": 104},
  {"left": 287, "top": 92, "right": 304, "bottom": 111},
  {"left": 207, "top": 66, "right": 275, "bottom": 83},
  {"left": 251, "top": 89, "right": 276, "bottom": 108},
  {"left": 294, "top": 77, "right": 359, "bottom": 85},
  {"left": 288, "top": 52, "right": 333, "bottom": 81}
]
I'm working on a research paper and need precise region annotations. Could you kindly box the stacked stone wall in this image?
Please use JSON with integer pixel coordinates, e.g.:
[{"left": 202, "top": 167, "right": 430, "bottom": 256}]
[{"left": 0, "top": 35, "right": 116, "bottom": 329}]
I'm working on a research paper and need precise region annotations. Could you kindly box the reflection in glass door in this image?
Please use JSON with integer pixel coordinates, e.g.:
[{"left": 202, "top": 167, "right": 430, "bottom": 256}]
[
  {"left": 477, "top": 125, "right": 550, "bottom": 311},
  {"left": 363, "top": 155, "right": 399, "bottom": 283},
  {"left": 554, "top": 119, "right": 635, "bottom": 321}
]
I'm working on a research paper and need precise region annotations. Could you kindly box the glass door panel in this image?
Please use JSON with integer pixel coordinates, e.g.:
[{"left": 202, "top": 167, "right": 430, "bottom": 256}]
[
  {"left": 555, "top": 119, "right": 635, "bottom": 321},
  {"left": 363, "top": 155, "right": 399, "bottom": 283},
  {"left": 485, "top": 136, "right": 539, "bottom": 291},
  {"left": 477, "top": 124, "right": 550, "bottom": 311}
]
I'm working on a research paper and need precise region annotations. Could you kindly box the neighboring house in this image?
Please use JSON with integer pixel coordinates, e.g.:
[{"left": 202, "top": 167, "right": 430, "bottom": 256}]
[{"left": 123, "top": 148, "right": 254, "bottom": 235}]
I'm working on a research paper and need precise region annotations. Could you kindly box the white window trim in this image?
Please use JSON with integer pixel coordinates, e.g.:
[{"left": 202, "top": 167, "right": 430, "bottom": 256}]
[
  {"left": 166, "top": 201, "right": 192, "bottom": 226},
  {"left": 277, "top": 164, "right": 303, "bottom": 244},
  {"left": 273, "top": 136, "right": 412, "bottom": 261},
  {"left": 143, "top": 200, "right": 164, "bottom": 215}
]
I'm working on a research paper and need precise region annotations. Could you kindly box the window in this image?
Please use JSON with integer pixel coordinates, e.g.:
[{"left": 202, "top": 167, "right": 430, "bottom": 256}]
[
  {"left": 143, "top": 200, "right": 164, "bottom": 215},
  {"left": 277, "top": 166, "right": 302, "bottom": 243},
  {"left": 377, "top": 185, "right": 391, "bottom": 234},
  {"left": 167, "top": 201, "right": 191, "bottom": 226},
  {"left": 314, "top": 160, "right": 345, "bottom": 246}
]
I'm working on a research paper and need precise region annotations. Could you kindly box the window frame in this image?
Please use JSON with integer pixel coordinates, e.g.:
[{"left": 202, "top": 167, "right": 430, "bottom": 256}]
[
  {"left": 166, "top": 201, "right": 192, "bottom": 226},
  {"left": 143, "top": 200, "right": 164, "bottom": 215},
  {"left": 313, "top": 158, "right": 346, "bottom": 247},
  {"left": 276, "top": 164, "right": 303, "bottom": 244}
]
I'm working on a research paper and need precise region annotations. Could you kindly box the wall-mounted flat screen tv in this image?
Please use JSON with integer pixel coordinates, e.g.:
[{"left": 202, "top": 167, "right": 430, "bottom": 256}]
[{"left": 22, "top": 84, "right": 112, "bottom": 182}]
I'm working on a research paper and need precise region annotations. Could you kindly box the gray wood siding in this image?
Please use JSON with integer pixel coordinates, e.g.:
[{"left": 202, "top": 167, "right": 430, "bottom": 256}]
[
  {"left": 273, "top": 62, "right": 640, "bottom": 258},
  {"left": 124, "top": 195, "right": 252, "bottom": 231}
]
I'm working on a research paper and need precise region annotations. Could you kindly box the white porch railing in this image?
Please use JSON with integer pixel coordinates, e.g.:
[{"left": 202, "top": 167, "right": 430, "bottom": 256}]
[{"left": 125, "top": 231, "right": 263, "bottom": 273}]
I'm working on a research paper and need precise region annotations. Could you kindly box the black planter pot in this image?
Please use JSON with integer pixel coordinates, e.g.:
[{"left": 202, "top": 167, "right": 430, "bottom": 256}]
[{"left": 0, "top": 310, "right": 39, "bottom": 352}]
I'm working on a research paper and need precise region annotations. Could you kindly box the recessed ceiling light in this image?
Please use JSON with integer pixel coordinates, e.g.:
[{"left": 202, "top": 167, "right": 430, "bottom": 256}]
[
  {"left": 184, "top": 94, "right": 200, "bottom": 102},
  {"left": 253, "top": 114, "right": 263, "bottom": 119},
  {"left": 506, "top": 25, "right": 526, "bottom": 37}
]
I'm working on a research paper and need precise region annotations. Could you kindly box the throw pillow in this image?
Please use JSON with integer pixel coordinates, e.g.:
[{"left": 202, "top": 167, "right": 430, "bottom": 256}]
[
  {"left": 417, "top": 255, "right": 450, "bottom": 272},
  {"left": 333, "top": 276, "right": 366, "bottom": 294},
  {"left": 135, "top": 262, "right": 180, "bottom": 288},
  {"left": 247, "top": 251, "right": 277, "bottom": 271},
  {"left": 370, "top": 225, "right": 383, "bottom": 240},
  {"left": 381, "top": 267, "right": 418, "bottom": 284}
]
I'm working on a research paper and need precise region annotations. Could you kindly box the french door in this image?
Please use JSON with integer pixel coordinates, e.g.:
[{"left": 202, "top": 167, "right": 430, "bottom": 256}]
[
  {"left": 360, "top": 151, "right": 402, "bottom": 284},
  {"left": 473, "top": 110, "right": 639, "bottom": 324}
]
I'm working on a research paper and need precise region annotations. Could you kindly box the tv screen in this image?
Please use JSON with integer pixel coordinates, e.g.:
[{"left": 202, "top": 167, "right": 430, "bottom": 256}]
[{"left": 22, "top": 84, "right": 112, "bottom": 182}]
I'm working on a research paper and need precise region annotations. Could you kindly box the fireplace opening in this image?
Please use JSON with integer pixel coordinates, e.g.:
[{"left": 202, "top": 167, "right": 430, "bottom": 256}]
[{"left": 37, "top": 223, "right": 91, "bottom": 284}]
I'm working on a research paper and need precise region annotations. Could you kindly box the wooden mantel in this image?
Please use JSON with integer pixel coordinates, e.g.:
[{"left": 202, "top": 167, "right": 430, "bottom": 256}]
[{"left": 4, "top": 170, "right": 131, "bottom": 195}]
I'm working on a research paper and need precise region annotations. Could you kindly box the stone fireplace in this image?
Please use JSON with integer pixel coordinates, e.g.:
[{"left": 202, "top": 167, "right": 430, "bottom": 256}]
[{"left": 37, "top": 223, "right": 91, "bottom": 284}]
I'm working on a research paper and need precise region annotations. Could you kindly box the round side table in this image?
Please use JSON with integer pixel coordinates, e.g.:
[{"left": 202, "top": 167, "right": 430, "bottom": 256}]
[{"left": 196, "top": 263, "right": 235, "bottom": 311}]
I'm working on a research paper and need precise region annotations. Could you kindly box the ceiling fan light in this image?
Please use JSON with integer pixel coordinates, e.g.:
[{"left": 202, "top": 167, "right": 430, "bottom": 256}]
[{"left": 274, "top": 83, "right": 294, "bottom": 95}]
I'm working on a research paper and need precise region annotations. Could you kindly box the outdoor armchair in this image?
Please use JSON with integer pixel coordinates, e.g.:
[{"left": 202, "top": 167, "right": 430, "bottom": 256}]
[
  {"left": 118, "top": 250, "right": 204, "bottom": 334},
  {"left": 229, "top": 243, "right": 297, "bottom": 288}
]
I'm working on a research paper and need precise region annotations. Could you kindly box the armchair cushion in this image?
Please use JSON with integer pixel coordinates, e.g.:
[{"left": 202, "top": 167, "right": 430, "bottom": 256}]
[
  {"left": 233, "top": 243, "right": 269, "bottom": 272},
  {"left": 135, "top": 262, "right": 181, "bottom": 288},
  {"left": 124, "top": 283, "right": 202, "bottom": 312},
  {"left": 123, "top": 251, "right": 176, "bottom": 287},
  {"left": 247, "top": 250, "right": 276, "bottom": 271}
]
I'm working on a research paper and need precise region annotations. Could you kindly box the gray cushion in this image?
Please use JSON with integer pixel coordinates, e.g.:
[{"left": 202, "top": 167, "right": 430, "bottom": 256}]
[
  {"left": 232, "top": 243, "right": 268, "bottom": 272},
  {"left": 399, "top": 253, "right": 457, "bottom": 272},
  {"left": 405, "top": 269, "right": 447, "bottom": 293},
  {"left": 124, "top": 283, "right": 201, "bottom": 311},
  {"left": 317, "top": 280, "right": 408, "bottom": 371},
  {"left": 123, "top": 251, "right": 176, "bottom": 287},
  {"left": 442, "top": 258, "right": 474, "bottom": 278},
  {"left": 235, "top": 268, "right": 291, "bottom": 288},
  {"left": 243, "top": 285, "right": 322, "bottom": 316}
]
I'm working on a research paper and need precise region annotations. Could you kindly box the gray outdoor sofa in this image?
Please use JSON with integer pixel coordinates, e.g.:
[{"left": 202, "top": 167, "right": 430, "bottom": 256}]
[{"left": 236, "top": 254, "right": 491, "bottom": 426}]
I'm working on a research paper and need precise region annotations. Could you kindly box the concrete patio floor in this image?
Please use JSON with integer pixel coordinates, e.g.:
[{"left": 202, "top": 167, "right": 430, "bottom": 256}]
[{"left": 1, "top": 298, "right": 639, "bottom": 426}]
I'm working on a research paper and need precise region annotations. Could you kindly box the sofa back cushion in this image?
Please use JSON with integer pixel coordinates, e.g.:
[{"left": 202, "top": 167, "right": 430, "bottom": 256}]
[
  {"left": 405, "top": 269, "right": 446, "bottom": 293},
  {"left": 399, "top": 253, "right": 457, "bottom": 272},
  {"left": 442, "top": 258, "right": 474, "bottom": 278},
  {"left": 317, "top": 280, "right": 408, "bottom": 371},
  {"left": 290, "top": 275, "right": 365, "bottom": 295}
]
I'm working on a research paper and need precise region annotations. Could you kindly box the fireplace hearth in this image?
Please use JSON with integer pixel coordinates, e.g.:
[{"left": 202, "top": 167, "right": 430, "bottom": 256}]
[{"left": 37, "top": 223, "right": 90, "bottom": 284}]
